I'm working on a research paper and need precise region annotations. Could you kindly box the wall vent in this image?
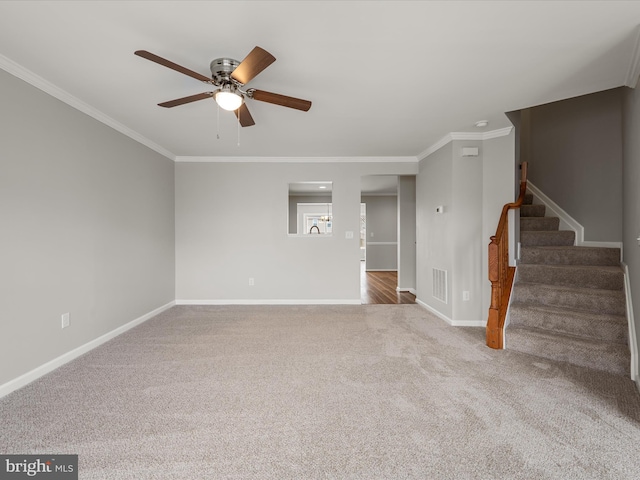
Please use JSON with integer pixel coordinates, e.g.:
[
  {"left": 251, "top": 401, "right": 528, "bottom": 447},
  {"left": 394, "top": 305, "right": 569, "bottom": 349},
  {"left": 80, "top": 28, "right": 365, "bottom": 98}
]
[{"left": 432, "top": 268, "right": 448, "bottom": 303}]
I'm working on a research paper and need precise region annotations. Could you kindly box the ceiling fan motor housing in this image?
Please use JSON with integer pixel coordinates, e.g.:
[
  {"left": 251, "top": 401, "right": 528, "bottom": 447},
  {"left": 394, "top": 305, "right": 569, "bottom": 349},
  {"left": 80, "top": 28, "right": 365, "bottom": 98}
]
[{"left": 210, "top": 57, "right": 241, "bottom": 86}]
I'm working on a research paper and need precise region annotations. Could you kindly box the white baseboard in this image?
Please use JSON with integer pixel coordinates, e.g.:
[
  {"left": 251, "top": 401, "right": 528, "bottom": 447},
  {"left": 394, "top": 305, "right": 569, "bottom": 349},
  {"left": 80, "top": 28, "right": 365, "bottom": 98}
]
[
  {"left": 0, "top": 301, "right": 176, "bottom": 399},
  {"left": 416, "top": 298, "right": 484, "bottom": 327},
  {"left": 396, "top": 287, "right": 417, "bottom": 295},
  {"left": 527, "top": 182, "right": 622, "bottom": 254},
  {"left": 365, "top": 269, "right": 397, "bottom": 272},
  {"left": 580, "top": 240, "right": 624, "bottom": 253},
  {"left": 622, "top": 263, "right": 639, "bottom": 382},
  {"left": 175, "top": 299, "right": 362, "bottom": 305},
  {"left": 450, "top": 320, "right": 485, "bottom": 327},
  {"left": 416, "top": 298, "right": 451, "bottom": 323}
]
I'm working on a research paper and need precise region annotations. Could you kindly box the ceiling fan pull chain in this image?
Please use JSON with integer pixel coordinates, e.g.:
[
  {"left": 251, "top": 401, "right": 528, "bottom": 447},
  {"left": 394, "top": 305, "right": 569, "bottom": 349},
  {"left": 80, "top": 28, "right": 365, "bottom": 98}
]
[
  {"left": 237, "top": 111, "right": 240, "bottom": 146},
  {"left": 216, "top": 103, "right": 220, "bottom": 140}
]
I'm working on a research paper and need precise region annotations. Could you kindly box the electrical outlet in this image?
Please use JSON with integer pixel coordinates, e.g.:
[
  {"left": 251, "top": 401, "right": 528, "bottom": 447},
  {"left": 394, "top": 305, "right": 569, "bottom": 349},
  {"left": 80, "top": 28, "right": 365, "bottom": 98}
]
[
  {"left": 248, "top": 277, "right": 255, "bottom": 286},
  {"left": 462, "top": 291, "right": 470, "bottom": 301},
  {"left": 61, "top": 313, "right": 70, "bottom": 329}
]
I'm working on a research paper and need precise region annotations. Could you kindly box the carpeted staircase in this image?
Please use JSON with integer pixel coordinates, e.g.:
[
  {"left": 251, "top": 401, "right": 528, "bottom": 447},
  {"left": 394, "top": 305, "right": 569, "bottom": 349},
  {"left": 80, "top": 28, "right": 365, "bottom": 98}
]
[{"left": 507, "top": 192, "right": 630, "bottom": 376}]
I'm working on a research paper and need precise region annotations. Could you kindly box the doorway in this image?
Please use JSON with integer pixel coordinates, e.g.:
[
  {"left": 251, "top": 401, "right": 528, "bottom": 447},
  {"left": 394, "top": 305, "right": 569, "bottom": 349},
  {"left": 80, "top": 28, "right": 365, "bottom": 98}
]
[{"left": 360, "top": 175, "right": 416, "bottom": 304}]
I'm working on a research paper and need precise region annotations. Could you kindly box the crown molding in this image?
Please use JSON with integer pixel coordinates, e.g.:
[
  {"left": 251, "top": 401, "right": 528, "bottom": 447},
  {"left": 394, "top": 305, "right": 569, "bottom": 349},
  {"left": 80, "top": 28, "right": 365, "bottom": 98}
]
[
  {"left": 0, "top": 51, "right": 519, "bottom": 165},
  {"left": 481, "top": 126, "right": 514, "bottom": 140},
  {"left": 626, "top": 25, "right": 640, "bottom": 88},
  {"left": 417, "top": 126, "right": 513, "bottom": 161},
  {"left": 0, "top": 53, "right": 175, "bottom": 161},
  {"left": 418, "top": 134, "right": 454, "bottom": 159},
  {"left": 175, "top": 155, "right": 419, "bottom": 163}
]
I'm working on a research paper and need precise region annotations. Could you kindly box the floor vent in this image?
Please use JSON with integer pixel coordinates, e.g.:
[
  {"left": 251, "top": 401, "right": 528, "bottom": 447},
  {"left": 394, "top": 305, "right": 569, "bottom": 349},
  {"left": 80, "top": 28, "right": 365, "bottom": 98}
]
[{"left": 432, "top": 268, "right": 448, "bottom": 303}]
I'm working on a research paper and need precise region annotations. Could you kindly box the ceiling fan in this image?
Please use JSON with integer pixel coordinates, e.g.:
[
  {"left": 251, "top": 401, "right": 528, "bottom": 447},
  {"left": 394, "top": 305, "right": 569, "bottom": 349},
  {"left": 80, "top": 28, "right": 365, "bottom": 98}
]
[{"left": 134, "top": 46, "right": 312, "bottom": 127}]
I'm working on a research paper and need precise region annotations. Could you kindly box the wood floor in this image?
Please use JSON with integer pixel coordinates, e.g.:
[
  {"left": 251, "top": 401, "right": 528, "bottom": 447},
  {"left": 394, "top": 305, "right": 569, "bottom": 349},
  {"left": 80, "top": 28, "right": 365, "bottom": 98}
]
[{"left": 360, "top": 262, "right": 416, "bottom": 304}]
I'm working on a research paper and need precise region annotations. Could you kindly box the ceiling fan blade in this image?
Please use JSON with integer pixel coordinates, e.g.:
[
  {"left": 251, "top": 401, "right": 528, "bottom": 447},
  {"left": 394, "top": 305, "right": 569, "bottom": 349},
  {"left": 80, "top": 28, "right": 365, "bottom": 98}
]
[
  {"left": 251, "top": 89, "right": 312, "bottom": 111},
  {"left": 135, "top": 50, "right": 211, "bottom": 83},
  {"left": 230, "top": 46, "right": 276, "bottom": 85},
  {"left": 158, "top": 92, "right": 213, "bottom": 108},
  {"left": 234, "top": 103, "right": 256, "bottom": 127}
]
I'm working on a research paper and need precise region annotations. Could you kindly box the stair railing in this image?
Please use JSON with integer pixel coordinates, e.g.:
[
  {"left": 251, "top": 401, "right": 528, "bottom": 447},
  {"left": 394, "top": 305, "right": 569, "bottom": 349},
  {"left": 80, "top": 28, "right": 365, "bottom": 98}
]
[{"left": 486, "top": 162, "right": 528, "bottom": 349}]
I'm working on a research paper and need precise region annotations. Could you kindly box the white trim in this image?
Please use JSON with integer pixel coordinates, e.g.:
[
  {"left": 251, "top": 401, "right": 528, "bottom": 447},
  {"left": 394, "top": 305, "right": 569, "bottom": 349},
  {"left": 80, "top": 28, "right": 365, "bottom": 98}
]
[
  {"left": 397, "top": 287, "right": 417, "bottom": 295},
  {"left": 419, "top": 134, "right": 456, "bottom": 159},
  {"left": 625, "top": 25, "right": 640, "bottom": 88},
  {"left": 482, "top": 126, "right": 514, "bottom": 140},
  {"left": 417, "top": 126, "right": 513, "bottom": 160},
  {"left": 416, "top": 298, "right": 452, "bottom": 323},
  {"left": 0, "top": 301, "right": 176, "bottom": 399},
  {"left": 501, "top": 266, "right": 520, "bottom": 349},
  {"left": 449, "top": 320, "right": 485, "bottom": 327},
  {"left": 175, "top": 156, "right": 419, "bottom": 164},
  {"left": 366, "top": 241, "right": 398, "bottom": 246},
  {"left": 580, "top": 241, "right": 624, "bottom": 255},
  {"left": 622, "top": 263, "right": 639, "bottom": 383},
  {"left": 0, "top": 54, "right": 175, "bottom": 161},
  {"left": 527, "top": 182, "right": 583, "bottom": 243},
  {"left": 365, "top": 268, "right": 397, "bottom": 272},
  {"left": 416, "top": 298, "right": 484, "bottom": 327},
  {"left": 175, "top": 299, "right": 362, "bottom": 305},
  {"left": 527, "top": 182, "right": 623, "bottom": 253}
]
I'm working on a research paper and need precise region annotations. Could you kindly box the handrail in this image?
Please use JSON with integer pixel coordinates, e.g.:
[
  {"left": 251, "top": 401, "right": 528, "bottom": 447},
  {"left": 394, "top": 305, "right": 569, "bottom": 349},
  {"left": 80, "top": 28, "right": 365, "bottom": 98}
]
[{"left": 486, "top": 162, "right": 528, "bottom": 349}]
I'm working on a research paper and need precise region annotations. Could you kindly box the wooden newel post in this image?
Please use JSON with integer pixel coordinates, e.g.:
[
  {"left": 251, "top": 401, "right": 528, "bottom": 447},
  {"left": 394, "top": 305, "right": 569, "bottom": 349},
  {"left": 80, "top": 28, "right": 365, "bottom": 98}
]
[
  {"left": 485, "top": 161, "right": 528, "bottom": 350},
  {"left": 486, "top": 237, "right": 503, "bottom": 349}
]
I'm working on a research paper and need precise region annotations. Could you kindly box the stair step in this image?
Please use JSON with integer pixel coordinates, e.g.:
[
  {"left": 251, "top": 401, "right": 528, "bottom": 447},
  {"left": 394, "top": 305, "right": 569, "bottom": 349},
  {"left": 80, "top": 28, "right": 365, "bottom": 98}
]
[
  {"left": 520, "top": 230, "right": 575, "bottom": 246},
  {"left": 523, "top": 192, "right": 534, "bottom": 205},
  {"left": 520, "top": 217, "right": 560, "bottom": 231},
  {"left": 509, "top": 302, "right": 627, "bottom": 343},
  {"left": 520, "top": 204, "right": 545, "bottom": 217},
  {"left": 520, "top": 246, "right": 621, "bottom": 266},
  {"left": 511, "top": 282, "right": 626, "bottom": 315},
  {"left": 513, "top": 193, "right": 628, "bottom": 377},
  {"left": 506, "top": 326, "right": 630, "bottom": 376},
  {"left": 517, "top": 264, "right": 624, "bottom": 290}
]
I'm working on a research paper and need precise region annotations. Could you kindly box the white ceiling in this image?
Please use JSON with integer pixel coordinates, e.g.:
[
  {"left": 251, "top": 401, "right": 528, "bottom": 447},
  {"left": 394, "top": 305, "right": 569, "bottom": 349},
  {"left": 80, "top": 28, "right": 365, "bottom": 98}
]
[{"left": 1, "top": 1, "right": 640, "bottom": 160}]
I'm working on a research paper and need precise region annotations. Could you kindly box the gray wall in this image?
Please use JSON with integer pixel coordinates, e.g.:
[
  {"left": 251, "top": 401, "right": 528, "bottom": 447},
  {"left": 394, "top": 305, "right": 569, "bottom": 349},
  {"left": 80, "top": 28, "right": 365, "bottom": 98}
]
[
  {"left": 528, "top": 88, "right": 623, "bottom": 242},
  {"left": 361, "top": 195, "right": 397, "bottom": 270},
  {"left": 175, "top": 161, "right": 417, "bottom": 302},
  {"left": 622, "top": 82, "right": 640, "bottom": 384},
  {"left": 482, "top": 133, "right": 517, "bottom": 316},
  {"left": 451, "top": 141, "right": 484, "bottom": 320},
  {"left": 398, "top": 176, "right": 416, "bottom": 291},
  {"left": 417, "top": 143, "right": 454, "bottom": 319},
  {"left": 0, "top": 70, "right": 175, "bottom": 386},
  {"left": 416, "top": 133, "right": 515, "bottom": 323}
]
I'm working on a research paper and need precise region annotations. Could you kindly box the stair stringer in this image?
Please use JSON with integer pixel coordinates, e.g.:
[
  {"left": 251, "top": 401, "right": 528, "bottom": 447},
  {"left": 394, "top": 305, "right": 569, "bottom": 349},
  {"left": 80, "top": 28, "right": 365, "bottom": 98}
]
[
  {"left": 622, "top": 262, "right": 640, "bottom": 386},
  {"left": 527, "top": 182, "right": 622, "bottom": 254},
  {"left": 502, "top": 263, "right": 520, "bottom": 348}
]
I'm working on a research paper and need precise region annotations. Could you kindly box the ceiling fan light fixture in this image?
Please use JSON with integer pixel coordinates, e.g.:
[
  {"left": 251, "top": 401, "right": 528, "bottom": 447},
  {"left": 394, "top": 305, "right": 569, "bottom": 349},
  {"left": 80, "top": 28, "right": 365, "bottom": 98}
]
[{"left": 214, "top": 85, "right": 243, "bottom": 111}]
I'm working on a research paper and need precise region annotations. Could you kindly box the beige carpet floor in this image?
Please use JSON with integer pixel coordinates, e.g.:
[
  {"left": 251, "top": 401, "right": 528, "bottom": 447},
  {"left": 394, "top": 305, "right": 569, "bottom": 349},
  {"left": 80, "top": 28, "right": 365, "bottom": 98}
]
[{"left": 1, "top": 304, "right": 639, "bottom": 479}]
